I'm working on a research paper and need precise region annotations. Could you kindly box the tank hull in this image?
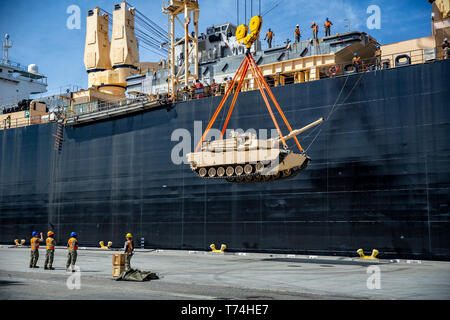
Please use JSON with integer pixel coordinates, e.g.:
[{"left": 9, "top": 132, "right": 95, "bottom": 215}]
[{"left": 1, "top": 60, "right": 449, "bottom": 260}]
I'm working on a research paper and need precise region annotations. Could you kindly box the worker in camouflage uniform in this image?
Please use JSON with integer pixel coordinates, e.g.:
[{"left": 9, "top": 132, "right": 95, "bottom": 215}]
[
  {"left": 29, "top": 231, "right": 43, "bottom": 268},
  {"left": 44, "top": 231, "right": 56, "bottom": 270},
  {"left": 124, "top": 233, "right": 135, "bottom": 271},
  {"left": 66, "top": 232, "right": 78, "bottom": 272}
]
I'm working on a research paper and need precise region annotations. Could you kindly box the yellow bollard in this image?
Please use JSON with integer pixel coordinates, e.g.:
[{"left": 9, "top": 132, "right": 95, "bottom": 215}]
[
  {"left": 371, "top": 249, "right": 379, "bottom": 259},
  {"left": 357, "top": 248, "right": 379, "bottom": 260},
  {"left": 210, "top": 243, "right": 226, "bottom": 253},
  {"left": 13, "top": 239, "right": 25, "bottom": 247}
]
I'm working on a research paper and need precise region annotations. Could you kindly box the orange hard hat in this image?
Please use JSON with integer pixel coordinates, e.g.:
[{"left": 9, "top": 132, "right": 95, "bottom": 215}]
[{"left": 47, "top": 231, "right": 54, "bottom": 236}]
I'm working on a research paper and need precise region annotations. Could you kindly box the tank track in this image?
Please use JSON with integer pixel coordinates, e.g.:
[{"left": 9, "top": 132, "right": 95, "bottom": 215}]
[{"left": 191, "top": 158, "right": 310, "bottom": 184}]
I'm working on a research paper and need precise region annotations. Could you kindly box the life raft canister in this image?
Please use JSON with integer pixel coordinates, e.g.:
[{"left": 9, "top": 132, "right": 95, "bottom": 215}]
[{"left": 329, "top": 65, "right": 339, "bottom": 76}]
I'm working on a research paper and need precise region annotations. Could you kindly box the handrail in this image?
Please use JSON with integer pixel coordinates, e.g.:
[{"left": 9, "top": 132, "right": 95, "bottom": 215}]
[{"left": 0, "top": 114, "right": 51, "bottom": 131}]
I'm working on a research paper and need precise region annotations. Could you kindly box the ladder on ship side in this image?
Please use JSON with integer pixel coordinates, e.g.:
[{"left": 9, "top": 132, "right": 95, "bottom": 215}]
[{"left": 53, "top": 122, "right": 64, "bottom": 152}]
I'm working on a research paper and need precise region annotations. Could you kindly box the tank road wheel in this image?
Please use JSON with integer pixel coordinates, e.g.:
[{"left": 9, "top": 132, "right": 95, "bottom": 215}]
[
  {"left": 198, "top": 167, "right": 207, "bottom": 177},
  {"left": 217, "top": 167, "right": 225, "bottom": 177},
  {"left": 255, "top": 162, "right": 264, "bottom": 173},
  {"left": 208, "top": 167, "right": 216, "bottom": 177},
  {"left": 253, "top": 175, "right": 262, "bottom": 182},
  {"left": 236, "top": 176, "right": 245, "bottom": 183},
  {"left": 244, "top": 164, "right": 253, "bottom": 175},
  {"left": 235, "top": 165, "right": 244, "bottom": 176},
  {"left": 226, "top": 166, "right": 234, "bottom": 176},
  {"left": 282, "top": 169, "right": 292, "bottom": 177}
]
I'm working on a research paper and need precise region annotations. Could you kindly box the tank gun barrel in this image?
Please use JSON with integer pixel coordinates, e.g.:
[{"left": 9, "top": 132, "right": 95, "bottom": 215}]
[{"left": 281, "top": 118, "right": 324, "bottom": 141}]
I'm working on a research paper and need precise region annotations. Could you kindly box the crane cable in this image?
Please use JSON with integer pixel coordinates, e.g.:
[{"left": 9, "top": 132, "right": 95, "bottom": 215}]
[{"left": 303, "top": 72, "right": 366, "bottom": 152}]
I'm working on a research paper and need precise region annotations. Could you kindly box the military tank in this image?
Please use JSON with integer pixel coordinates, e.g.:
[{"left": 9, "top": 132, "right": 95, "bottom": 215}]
[{"left": 186, "top": 118, "right": 324, "bottom": 183}]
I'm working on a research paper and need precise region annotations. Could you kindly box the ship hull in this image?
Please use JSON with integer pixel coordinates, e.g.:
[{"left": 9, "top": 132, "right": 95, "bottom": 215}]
[{"left": 1, "top": 60, "right": 449, "bottom": 260}]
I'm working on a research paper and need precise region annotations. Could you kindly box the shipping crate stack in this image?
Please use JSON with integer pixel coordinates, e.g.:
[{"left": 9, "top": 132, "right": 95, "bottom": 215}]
[{"left": 112, "top": 253, "right": 126, "bottom": 277}]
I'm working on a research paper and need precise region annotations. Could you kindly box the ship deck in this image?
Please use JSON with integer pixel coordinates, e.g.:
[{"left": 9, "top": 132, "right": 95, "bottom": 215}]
[{"left": 0, "top": 246, "right": 449, "bottom": 300}]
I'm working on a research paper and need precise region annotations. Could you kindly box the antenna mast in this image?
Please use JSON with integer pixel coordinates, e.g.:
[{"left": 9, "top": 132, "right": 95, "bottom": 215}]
[{"left": 2, "top": 34, "right": 12, "bottom": 64}]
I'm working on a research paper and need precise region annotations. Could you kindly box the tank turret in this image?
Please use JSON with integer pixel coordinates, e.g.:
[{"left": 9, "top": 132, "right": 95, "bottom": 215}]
[{"left": 186, "top": 118, "right": 324, "bottom": 183}]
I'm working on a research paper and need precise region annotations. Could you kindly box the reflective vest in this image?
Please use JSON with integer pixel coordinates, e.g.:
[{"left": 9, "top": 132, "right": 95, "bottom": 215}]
[
  {"left": 353, "top": 56, "right": 361, "bottom": 64},
  {"left": 312, "top": 24, "right": 318, "bottom": 32},
  {"left": 30, "top": 237, "right": 39, "bottom": 251},
  {"left": 125, "top": 240, "right": 134, "bottom": 253},
  {"left": 68, "top": 237, "right": 78, "bottom": 251},
  {"left": 325, "top": 21, "right": 332, "bottom": 28},
  {"left": 266, "top": 31, "right": 273, "bottom": 39},
  {"left": 376, "top": 49, "right": 381, "bottom": 57},
  {"left": 295, "top": 28, "right": 300, "bottom": 36},
  {"left": 46, "top": 237, "right": 55, "bottom": 250}
]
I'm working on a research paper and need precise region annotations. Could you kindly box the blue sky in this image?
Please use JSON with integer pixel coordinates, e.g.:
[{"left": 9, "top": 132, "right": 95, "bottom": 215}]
[{"left": 0, "top": 0, "right": 431, "bottom": 96}]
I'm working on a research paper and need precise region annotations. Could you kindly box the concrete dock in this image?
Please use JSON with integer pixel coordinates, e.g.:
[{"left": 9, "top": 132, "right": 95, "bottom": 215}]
[{"left": 0, "top": 246, "right": 449, "bottom": 300}]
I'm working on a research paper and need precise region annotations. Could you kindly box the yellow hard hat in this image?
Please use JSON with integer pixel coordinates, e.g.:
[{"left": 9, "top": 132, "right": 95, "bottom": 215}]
[{"left": 126, "top": 233, "right": 133, "bottom": 238}]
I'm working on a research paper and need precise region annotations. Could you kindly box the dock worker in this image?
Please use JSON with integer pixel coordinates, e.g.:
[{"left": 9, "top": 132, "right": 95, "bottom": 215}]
[
  {"left": 375, "top": 45, "right": 382, "bottom": 69},
  {"left": 66, "top": 232, "right": 78, "bottom": 272},
  {"left": 44, "top": 231, "right": 56, "bottom": 270},
  {"left": 29, "top": 231, "right": 43, "bottom": 268},
  {"left": 311, "top": 22, "right": 319, "bottom": 41},
  {"left": 294, "top": 25, "right": 301, "bottom": 43},
  {"left": 124, "top": 233, "right": 135, "bottom": 271},
  {"left": 6, "top": 115, "right": 11, "bottom": 129},
  {"left": 352, "top": 53, "right": 361, "bottom": 72},
  {"left": 324, "top": 18, "right": 333, "bottom": 37},
  {"left": 442, "top": 38, "right": 449, "bottom": 59},
  {"left": 195, "top": 79, "right": 204, "bottom": 99},
  {"left": 264, "top": 28, "right": 274, "bottom": 48}
]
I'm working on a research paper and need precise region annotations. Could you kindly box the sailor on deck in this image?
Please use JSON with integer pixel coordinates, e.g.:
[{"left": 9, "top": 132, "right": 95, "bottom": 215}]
[
  {"left": 294, "top": 25, "right": 301, "bottom": 43},
  {"left": 443, "top": 38, "right": 449, "bottom": 59},
  {"left": 264, "top": 29, "right": 274, "bottom": 48},
  {"left": 324, "top": 18, "right": 333, "bottom": 37},
  {"left": 311, "top": 22, "right": 319, "bottom": 41}
]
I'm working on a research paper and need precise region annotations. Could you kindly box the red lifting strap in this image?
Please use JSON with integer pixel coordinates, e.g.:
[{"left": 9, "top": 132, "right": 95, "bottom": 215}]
[{"left": 195, "top": 53, "right": 304, "bottom": 153}]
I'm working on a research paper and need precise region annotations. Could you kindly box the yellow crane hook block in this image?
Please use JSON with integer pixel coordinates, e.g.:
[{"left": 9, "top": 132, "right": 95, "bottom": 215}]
[
  {"left": 210, "top": 243, "right": 227, "bottom": 253},
  {"left": 357, "top": 248, "right": 379, "bottom": 259},
  {"left": 236, "top": 15, "right": 262, "bottom": 48}
]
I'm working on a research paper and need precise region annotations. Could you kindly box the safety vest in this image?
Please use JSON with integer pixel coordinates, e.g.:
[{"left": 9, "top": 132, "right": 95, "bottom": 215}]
[
  {"left": 266, "top": 31, "right": 273, "bottom": 39},
  {"left": 353, "top": 56, "right": 361, "bottom": 63},
  {"left": 68, "top": 237, "right": 78, "bottom": 251},
  {"left": 30, "top": 237, "right": 39, "bottom": 251},
  {"left": 312, "top": 24, "right": 318, "bottom": 32},
  {"left": 46, "top": 237, "right": 55, "bottom": 250},
  {"left": 125, "top": 240, "right": 134, "bottom": 253},
  {"left": 295, "top": 28, "right": 300, "bottom": 36},
  {"left": 325, "top": 21, "right": 332, "bottom": 28},
  {"left": 376, "top": 49, "right": 381, "bottom": 57}
]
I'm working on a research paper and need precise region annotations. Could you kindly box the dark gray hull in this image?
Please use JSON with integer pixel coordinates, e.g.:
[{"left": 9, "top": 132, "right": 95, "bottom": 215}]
[{"left": 1, "top": 60, "right": 449, "bottom": 260}]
